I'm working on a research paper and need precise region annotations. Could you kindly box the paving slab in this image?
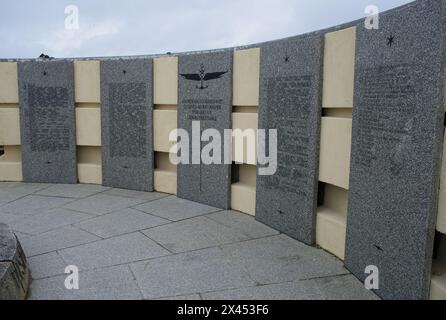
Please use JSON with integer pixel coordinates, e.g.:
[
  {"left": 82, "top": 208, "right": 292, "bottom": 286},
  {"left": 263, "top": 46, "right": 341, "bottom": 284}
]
[
  {"left": 142, "top": 216, "right": 250, "bottom": 253},
  {"left": 34, "top": 184, "right": 110, "bottom": 199},
  {"left": 202, "top": 281, "right": 322, "bottom": 300},
  {"left": 76, "top": 208, "right": 169, "bottom": 238},
  {"left": 206, "top": 210, "right": 279, "bottom": 239},
  {"left": 62, "top": 194, "right": 147, "bottom": 215},
  {"left": 20, "top": 226, "right": 100, "bottom": 257},
  {"left": 59, "top": 232, "right": 170, "bottom": 271},
  {"left": 0, "top": 183, "right": 51, "bottom": 204},
  {"left": 154, "top": 294, "right": 202, "bottom": 300},
  {"left": 27, "top": 252, "right": 67, "bottom": 280},
  {"left": 202, "top": 275, "right": 379, "bottom": 300},
  {"left": 0, "top": 212, "right": 25, "bottom": 226},
  {"left": 7, "top": 208, "right": 92, "bottom": 236},
  {"left": 220, "top": 235, "right": 347, "bottom": 285},
  {"left": 28, "top": 264, "right": 143, "bottom": 300},
  {"left": 133, "top": 196, "right": 221, "bottom": 221},
  {"left": 0, "top": 195, "right": 74, "bottom": 216},
  {"left": 130, "top": 247, "right": 256, "bottom": 299},
  {"left": 103, "top": 188, "right": 169, "bottom": 201},
  {"left": 303, "top": 274, "right": 379, "bottom": 300}
]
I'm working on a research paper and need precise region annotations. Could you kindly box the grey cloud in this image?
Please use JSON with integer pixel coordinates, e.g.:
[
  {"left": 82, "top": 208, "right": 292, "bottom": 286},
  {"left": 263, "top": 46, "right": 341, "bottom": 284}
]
[{"left": 0, "top": 0, "right": 412, "bottom": 58}]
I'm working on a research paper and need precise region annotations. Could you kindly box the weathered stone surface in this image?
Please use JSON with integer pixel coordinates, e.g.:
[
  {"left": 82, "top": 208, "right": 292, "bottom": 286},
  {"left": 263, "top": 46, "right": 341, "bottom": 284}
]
[
  {"left": 345, "top": 0, "right": 446, "bottom": 300},
  {"left": 177, "top": 51, "right": 232, "bottom": 209},
  {"left": 18, "top": 60, "right": 77, "bottom": 184},
  {"left": 133, "top": 195, "right": 220, "bottom": 221},
  {"left": 255, "top": 34, "right": 323, "bottom": 245},
  {"left": 101, "top": 59, "right": 154, "bottom": 192},
  {"left": 0, "top": 223, "right": 30, "bottom": 300}
]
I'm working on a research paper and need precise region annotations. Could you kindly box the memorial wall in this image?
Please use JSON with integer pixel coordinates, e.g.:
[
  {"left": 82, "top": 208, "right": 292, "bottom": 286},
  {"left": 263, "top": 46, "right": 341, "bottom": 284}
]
[{"left": 0, "top": 0, "right": 446, "bottom": 300}]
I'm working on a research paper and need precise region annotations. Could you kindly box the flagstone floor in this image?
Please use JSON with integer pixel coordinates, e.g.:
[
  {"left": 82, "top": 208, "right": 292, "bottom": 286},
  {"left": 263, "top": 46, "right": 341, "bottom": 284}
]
[{"left": 0, "top": 182, "right": 378, "bottom": 300}]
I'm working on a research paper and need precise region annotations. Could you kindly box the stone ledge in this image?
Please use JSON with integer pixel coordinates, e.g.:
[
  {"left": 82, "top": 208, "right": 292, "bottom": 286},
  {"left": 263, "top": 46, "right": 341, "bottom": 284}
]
[{"left": 0, "top": 223, "right": 30, "bottom": 300}]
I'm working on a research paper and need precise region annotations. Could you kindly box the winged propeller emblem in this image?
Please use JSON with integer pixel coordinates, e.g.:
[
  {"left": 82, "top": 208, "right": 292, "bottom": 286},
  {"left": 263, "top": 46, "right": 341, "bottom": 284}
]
[{"left": 180, "top": 64, "right": 228, "bottom": 90}]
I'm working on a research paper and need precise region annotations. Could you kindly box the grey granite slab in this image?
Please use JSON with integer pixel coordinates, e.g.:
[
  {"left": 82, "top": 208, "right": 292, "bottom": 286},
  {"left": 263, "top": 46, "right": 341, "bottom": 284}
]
[
  {"left": 142, "top": 216, "right": 250, "bottom": 253},
  {"left": 130, "top": 247, "right": 255, "bottom": 299},
  {"left": 154, "top": 294, "right": 202, "bottom": 300},
  {"left": 76, "top": 208, "right": 169, "bottom": 238},
  {"left": 133, "top": 196, "right": 220, "bottom": 221},
  {"left": 220, "top": 234, "right": 347, "bottom": 285},
  {"left": 0, "top": 195, "right": 74, "bottom": 216},
  {"left": 20, "top": 225, "right": 100, "bottom": 257},
  {"left": 206, "top": 210, "right": 279, "bottom": 239},
  {"left": 255, "top": 34, "right": 323, "bottom": 245},
  {"left": 103, "top": 188, "right": 169, "bottom": 201},
  {"left": 18, "top": 60, "right": 77, "bottom": 184},
  {"left": 35, "top": 184, "right": 110, "bottom": 198},
  {"left": 177, "top": 51, "right": 232, "bottom": 209},
  {"left": 62, "top": 193, "right": 147, "bottom": 215},
  {"left": 202, "top": 274, "right": 378, "bottom": 300},
  {"left": 27, "top": 251, "right": 67, "bottom": 279},
  {"left": 58, "top": 232, "right": 170, "bottom": 271},
  {"left": 28, "top": 264, "right": 143, "bottom": 300},
  {"left": 101, "top": 59, "right": 154, "bottom": 192},
  {"left": 0, "top": 183, "right": 51, "bottom": 204},
  {"left": 345, "top": 0, "right": 446, "bottom": 300},
  {"left": 202, "top": 281, "right": 323, "bottom": 300},
  {"left": 6, "top": 208, "right": 92, "bottom": 236}
]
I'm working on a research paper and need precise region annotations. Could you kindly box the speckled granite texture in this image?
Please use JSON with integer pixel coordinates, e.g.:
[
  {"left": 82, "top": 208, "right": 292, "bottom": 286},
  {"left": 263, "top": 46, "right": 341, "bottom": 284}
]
[
  {"left": 101, "top": 59, "right": 154, "bottom": 192},
  {"left": 177, "top": 51, "right": 232, "bottom": 209},
  {"left": 255, "top": 34, "right": 323, "bottom": 245},
  {"left": 0, "top": 223, "right": 30, "bottom": 300},
  {"left": 345, "top": 0, "right": 446, "bottom": 300},
  {"left": 18, "top": 60, "right": 77, "bottom": 183}
]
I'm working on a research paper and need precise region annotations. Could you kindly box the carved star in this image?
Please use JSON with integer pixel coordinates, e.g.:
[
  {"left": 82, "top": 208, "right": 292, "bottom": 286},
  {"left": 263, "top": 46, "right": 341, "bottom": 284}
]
[
  {"left": 387, "top": 35, "right": 395, "bottom": 47},
  {"left": 284, "top": 55, "right": 290, "bottom": 63}
]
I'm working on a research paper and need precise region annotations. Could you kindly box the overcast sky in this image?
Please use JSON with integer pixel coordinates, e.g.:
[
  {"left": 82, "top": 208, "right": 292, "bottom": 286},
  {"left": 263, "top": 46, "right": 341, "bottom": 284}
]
[{"left": 0, "top": 0, "right": 412, "bottom": 59}]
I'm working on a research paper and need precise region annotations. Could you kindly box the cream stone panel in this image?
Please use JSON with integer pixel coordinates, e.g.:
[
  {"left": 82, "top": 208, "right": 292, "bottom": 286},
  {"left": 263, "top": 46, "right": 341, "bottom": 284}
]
[
  {"left": 154, "top": 152, "right": 177, "bottom": 195},
  {"left": 436, "top": 130, "right": 446, "bottom": 234},
  {"left": 316, "top": 184, "right": 348, "bottom": 260},
  {"left": 154, "top": 110, "right": 177, "bottom": 152},
  {"left": 316, "top": 209, "right": 346, "bottom": 260},
  {"left": 77, "top": 164, "right": 102, "bottom": 185},
  {"left": 431, "top": 238, "right": 446, "bottom": 300},
  {"left": 75, "top": 108, "right": 101, "bottom": 146},
  {"left": 0, "top": 146, "right": 22, "bottom": 181},
  {"left": 322, "top": 27, "right": 356, "bottom": 108},
  {"left": 231, "top": 183, "right": 256, "bottom": 216},
  {"left": 231, "top": 164, "right": 256, "bottom": 216},
  {"left": 319, "top": 117, "right": 352, "bottom": 189},
  {"left": 233, "top": 48, "right": 260, "bottom": 106},
  {"left": 430, "top": 275, "right": 446, "bottom": 300},
  {"left": 74, "top": 61, "right": 101, "bottom": 103},
  {"left": 154, "top": 170, "right": 177, "bottom": 195},
  {"left": 154, "top": 56, "right": 178, "bottom": 105},
  {"left": 0, "top": 108, "right": 20, "bottom": 145},
  {"left": 232, "top": 112, "right": 258, "bottom": 165},
  {"left": 77, "top": 146, "right": 102, "bottom": 184},
  {"left": 0, "top": 62, "right": 19, "bottom": 104}
]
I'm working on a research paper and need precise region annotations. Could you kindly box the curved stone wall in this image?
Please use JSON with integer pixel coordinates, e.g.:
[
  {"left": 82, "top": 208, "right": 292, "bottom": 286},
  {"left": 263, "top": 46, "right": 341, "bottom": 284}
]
[
  {"left": 0, "top": 224, "right": 30, "bottom": 299},
  {"left": 0, "top": 0, "right": 446, "bottom": 300}
]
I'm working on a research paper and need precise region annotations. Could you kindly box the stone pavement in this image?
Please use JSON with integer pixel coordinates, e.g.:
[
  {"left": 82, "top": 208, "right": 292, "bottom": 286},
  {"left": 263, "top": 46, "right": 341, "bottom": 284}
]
[{"left": 0, "top": 182, "right": 378, "bottom": 300}]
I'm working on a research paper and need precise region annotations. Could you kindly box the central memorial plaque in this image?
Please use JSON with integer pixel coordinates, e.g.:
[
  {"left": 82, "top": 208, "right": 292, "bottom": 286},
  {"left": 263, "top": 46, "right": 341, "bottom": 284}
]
[
  {"left": 101, "top": 59, "right": 154, "bottom": 192},
  {"left": 18, "top": 60, "right": 77, "bottom": 183},
  {"left": 177, "top": 51, "right": 232, "bottom": 209},
  {"left": 255, "top": 35, "right": 323, "bottom": 245},
  {"left": 345, "top": 0, "right": 446, "bottom": 300}
]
